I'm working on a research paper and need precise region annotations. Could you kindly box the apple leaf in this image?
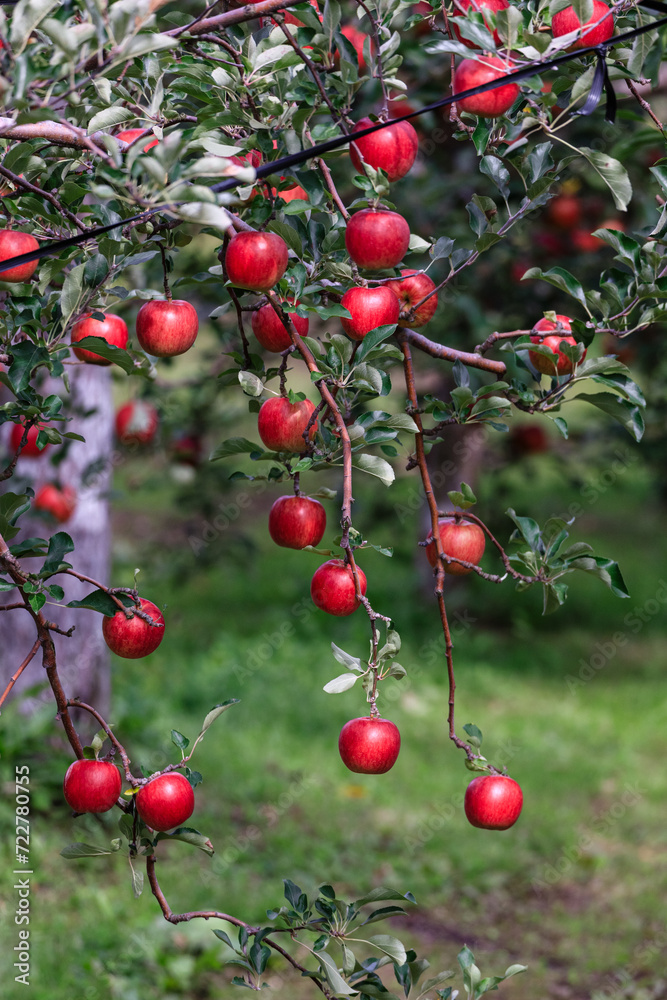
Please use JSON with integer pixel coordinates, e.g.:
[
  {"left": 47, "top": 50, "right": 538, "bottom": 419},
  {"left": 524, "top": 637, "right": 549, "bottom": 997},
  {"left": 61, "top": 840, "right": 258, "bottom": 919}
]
[
  {"left": 331, "top": 642, "right": 364, "bottom": 671},
  {"left": 521, "top": 266, "right": 590, "bottom": 314},
  {"left": 317, "top": 951, "right": 358, "bottom": 995},
  {"left": 238, "top": 370, "right": 264, "bottom": 397},
  {"left": 67, "top": 589, "right": 134, "bottom": 616},
  {"left": 355, "top": 324, "right": 398, "bottom": 363},
  {"left": 196, "top": 700, "right": 240, "bottom": 743},
  {"left": 71, "top": 336, "right": 149, "bottom": 375},
  {"left": 579, "top": 148, "right": 632, "bottom": 212},
  {"left": 573, "top": 392, "right": 644, "bottom": 441},
  {"left": 354, "top": 887, "right": 416, "bottom": 908},
  {"left": 0, "top": 492, "right": 33, "bottom": 541},
  {"left": 39, "top": 531, "right": 74, "bottom": 578},
  {"left": 564, "top": 555, "right": 630, "bottom": 599},
  {"left": 155, "top": 827, "right": 215, "bottom": 856},
  {"left": 353, "top": 453, "right": 395, "bottom": 487},
  {"left": 323, "top": 672, "right": 360, "bottom": 694},
  {"left": 60, "top": 842, "right": 119, "bottom": 859},
  {"left": 210, "top": 436, "right": 263, "bottom": 460},
  {"left": 415, "top": 971, "right": 456, "bottom": 999},
  {"left": 463, "top": 723, "right": 483, "bottom": 748},
  {"left": 7, "top": 342, "right": 52, "bottom": 394},
  {"left": 368, "top": 934, "right": 407, "bottom": 966}
]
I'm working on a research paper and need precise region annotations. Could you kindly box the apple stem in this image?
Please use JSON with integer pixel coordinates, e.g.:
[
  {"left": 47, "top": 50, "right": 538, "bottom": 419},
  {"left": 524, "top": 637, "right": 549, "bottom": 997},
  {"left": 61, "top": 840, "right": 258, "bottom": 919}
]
[
  {"left": 293, "top": 471, "right": 301, "bottom": 496},
  {"left": 159, "top": 244, "right": 173, "bottom": 302}
]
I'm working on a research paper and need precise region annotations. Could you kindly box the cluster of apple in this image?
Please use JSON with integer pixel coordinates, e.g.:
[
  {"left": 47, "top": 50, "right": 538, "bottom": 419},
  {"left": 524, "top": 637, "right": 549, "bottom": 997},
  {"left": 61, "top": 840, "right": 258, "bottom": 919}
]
[{"left": 63, "top": 757, "right": 195, "bottom": 832}]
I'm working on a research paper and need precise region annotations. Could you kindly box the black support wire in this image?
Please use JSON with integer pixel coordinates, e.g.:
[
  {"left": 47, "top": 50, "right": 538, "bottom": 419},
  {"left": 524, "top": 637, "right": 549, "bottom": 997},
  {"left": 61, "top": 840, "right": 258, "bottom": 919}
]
[{"left": 0, "top": 1, "right": 666, "bottom": 273}]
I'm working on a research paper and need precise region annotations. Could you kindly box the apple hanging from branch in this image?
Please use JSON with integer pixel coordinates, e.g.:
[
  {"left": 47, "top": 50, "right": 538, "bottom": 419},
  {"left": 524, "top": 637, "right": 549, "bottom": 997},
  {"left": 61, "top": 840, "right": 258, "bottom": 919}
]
[
  {"left": 338, "top": 716, "right": 401, "bottom": 774},
  {"left": 63, "top": 759, "right": 122, "bottom": 814},
  {"left": 311, "top": 559, "right": 367, "bottom": 616},
  {"left": 135, "top": 772, "right": 195, "bottom": 832},
  {"left": 102, "top": 597, "right": 165, "bottom": 659}
]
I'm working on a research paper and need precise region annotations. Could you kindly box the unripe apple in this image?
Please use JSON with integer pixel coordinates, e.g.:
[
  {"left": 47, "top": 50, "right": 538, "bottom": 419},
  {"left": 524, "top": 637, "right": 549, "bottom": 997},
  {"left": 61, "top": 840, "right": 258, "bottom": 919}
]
[
  {"left": 258, "top": 396, "right": 317, "bottom": 453},
  {"left": 339, "top": 716, "right": 401, "bottom": 774},
  {"left": 451, "top": 0, "right": 510, "bottom": 48},
  {"left": 385, "top": 269, "right": 438, "bottom": 328},
  {"left": 453, "top": 57, "right": 520, "bottom": 117},
  {"left": 225, "top": 231, "right": 289, "bottom": 292},
  {"left": 102, "top": 597, "right": 165, "bottom": 659},
  {"left": 268, "top": 495, "right": 326, "bottom": 549},
  {"left": 115, "top": 400, "right": 159, "bottom": 446},
  {"left": 34, "top": 483, "right": 77, "bottom": 523},
  {"left": 251, "top": 298, "right": 309, "bottom": 352},
  {"left": 340, "top": 285, "right": 400, "bottom": 341},
  {"left": 10, "top": 422, "right": 50, "bottom": 457},
  {"left": 345, "top": 209, "right": 410, "bottom": 270},
  {"left": 116, "top": 128, "right": 159, "bottom": 152},
  {"left": 136, "top": 299, "right": 199, "bottom": 358},
  {"left": 311, "top": 558, "right": 367, "bottom": 616},
  {"left": 63, "top": 759, "right": 122, "bottom": 814},
  {"left": 135, "top": 772, "right": 195, "bottom": 832},
  {"left": 349, "top": 117, "right": 419, "bottom": 183},
  {"left": 71, "top": 312, "right": 129, "bottom": 365},
  {"left": 0, "top": 229, "right": 40, "bottom": 283},
  {"left": 464, "top": 774, "right": 523, "bottom": 830},
  {"left": 425, "top": 517, "right": 486, "bottom": 575},
  {"left": 551, "top": 0, "right": 614, "bottom": 49},
  {"left": 529, "top": 314, "right": 586, "bottom": 375}
]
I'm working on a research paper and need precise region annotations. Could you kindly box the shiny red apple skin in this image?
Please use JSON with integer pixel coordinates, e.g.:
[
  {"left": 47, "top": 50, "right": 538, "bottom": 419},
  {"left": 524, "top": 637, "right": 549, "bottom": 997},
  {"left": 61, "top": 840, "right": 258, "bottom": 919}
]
[
  {"left": 0, "top": 230, "right": 40, "bottom": 283},
  {"left": 116, "top": 128, "right": 159, "bottom": 152},
  {"left": 425, "top": 517, "right": 486, "bottom": 575},
  {"left": 310, "top": 558, "right": 367, "bottom": 616},
  {"left": 10, "top": 422, "right": 50, "bottom": 458},
  {"left": 102, "top": 597, "right": 165, "bottom": 659},
  {"left": 385, "top": 269, "right": 438, "bottom": 327},
  {"left": 63, "top": 759, "right": 122, "bottom": 814},
  {"left": 349, "top": 117, "right": 419, "bottom": 183},
  {"left": 464, "top": 774, "right": 523, "bottom": 830},
  {"left": 136, "top": 299, "right": 199, "bottom": 358},
  {"left": 551, "top": 0, "right": 614, "bottom": 49},
  {"left": 529, "top": 314, "right": 585, "bottom": 375},
  {"left": 225, "top": 232, "right": 289, "bottom": 292},
  {"left": 34, "top": 483, "right": 77, "bottom": 523},
  {"left": 251, "top": 299, "right": 309, "bottom": 352},
  {"left": 345, "top": 209, "right": 410, "bottom": 270},
  {"left": 258, "top": 396, "right": 317, "bottom": 453},
  {"left": 453, "top": 57, "right": 520, "bottom": 117},
  {"left": 340, "top": 286, "right": 400, "bottom": 341},
  {"left": 268, "top": 495, "right": 326, "bottom": 549},
  {"left": 338, "top": 716, "right": 401, "bottom": 774},
  {"left": 135, "top": 772, "right": 195, "bottom": 832},
  {"left": 71, "top": 312, "right": 129, "bottom": 365},
  {"left": 451, "top": 0, "right": 510, "bottom": 47},
  {"left": 115, "top": 400, "right": 159, "bottom": 446}
]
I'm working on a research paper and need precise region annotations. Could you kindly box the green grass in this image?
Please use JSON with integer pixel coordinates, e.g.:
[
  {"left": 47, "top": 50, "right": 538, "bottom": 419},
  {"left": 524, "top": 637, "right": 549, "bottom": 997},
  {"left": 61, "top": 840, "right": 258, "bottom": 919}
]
[{"left": 1, "top": 465, "right": 666, "bottom": 999}]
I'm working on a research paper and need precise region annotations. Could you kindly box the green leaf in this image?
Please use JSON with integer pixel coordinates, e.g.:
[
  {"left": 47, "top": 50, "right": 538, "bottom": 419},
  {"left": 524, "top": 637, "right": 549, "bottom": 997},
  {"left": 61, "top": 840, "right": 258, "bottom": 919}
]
[
  {"left": 573, "top": 393, "right": 644, "bottom": 441},
  {"left": 521, "top": 266, "right": 589, "bottom": 314},
  {"left": 40, "top": 532, "right": 74, "bottom": 578},
  {"left": 267, "top": 218, "right": 303, "bottom": 257},
  {"left": 70, "top": 337, "right": 139, "bottom": 374},
  {"left": 7, "top": 342, "right": 51, "bottom": 394},
  {"left": 331, "top": 642, "right": 363, "bottom": 671},
  {"left": 0, "top": 492, "right": 32, "bottom": 541},
  {"left": 566, "top": 556, "right": 630, "bottom": 598},
  {"left": 368, "top": 935, "right": 407, "bottom": 966},
  {"left": 323, "top": 672, "right": 360, "bottom": 694},
  {"left": 354, "top": 888, "right": 416, "bottom": 908},
  {"left": 155, "top": 827, "right": 215, "bottom": 856},
  {"left": 88, "top": 106, "right": 134, "bottom": 133},
  {"left": 353, "top": 453, "right": 395, "bottom": 487},
  {"left": 176, "top": 202, "right": 232, "bottom": 234},
  {"left": 171, "top": 729, "right": 190, "bottom": 752},
  {"left": 213, "top": 929, "right": 235, "bottom": 949},
  {"left": 463, "top": 723, "right": 483, "bottom": 748},
  {"left": 578, "top": 148, "right": 632, "bottom": 212},
  {"left": 355, "top": 325, "right": 398, "bottom": 363},
  {"left": 317, "top": 951, "right": 357, "bottom": 995},
  {"left": 67, "top": 589, "right": 134, "bottom": 616},
  {"left": 505, "top": 509, "right": 541, "bottom": 552},
  {"left": 61, "top": 263, "right": 86, "bottom": 325},
  {"left": 503, "top": 964, "right": 528, "bottom": 978},
  {"left": 10, "top": 0, "right": 61, "bottom": 54},
  {"left": 210, "top": 437, "right": 263, "bottom": 460},
  {"left": 416, "top": 972, "right": 455, "bottom": 999},
  {"left": 60, "top": 842, "right": 116, "bottom": 858},
  {"left": 480, "top": 155, "right": 510, "bottom": 198},
  {"left": 238, "top": 371, "right": 264, "bottom": 397},
  {"left": 194, "top": 700, "right": 240, "bottom": 745}
]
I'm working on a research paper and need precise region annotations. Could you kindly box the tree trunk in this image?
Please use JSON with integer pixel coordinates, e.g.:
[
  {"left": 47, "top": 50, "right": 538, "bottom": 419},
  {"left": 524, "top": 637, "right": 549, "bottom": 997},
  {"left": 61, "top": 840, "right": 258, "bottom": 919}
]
[{"left": 0, "top": 364, "right": 113, "bottom": 726}]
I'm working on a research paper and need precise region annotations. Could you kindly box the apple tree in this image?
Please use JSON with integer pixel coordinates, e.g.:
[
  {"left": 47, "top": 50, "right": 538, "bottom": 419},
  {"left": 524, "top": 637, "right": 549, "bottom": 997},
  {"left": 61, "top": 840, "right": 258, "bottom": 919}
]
[{"left": 0, "top": 0, "right": 665, "bottom": 993}]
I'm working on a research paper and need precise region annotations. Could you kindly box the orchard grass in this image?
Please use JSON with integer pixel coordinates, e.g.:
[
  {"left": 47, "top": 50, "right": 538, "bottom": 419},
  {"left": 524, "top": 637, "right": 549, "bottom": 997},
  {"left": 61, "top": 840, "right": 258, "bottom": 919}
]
[{"left": 0, "top": 472, "right": 665, "bottom": 998}]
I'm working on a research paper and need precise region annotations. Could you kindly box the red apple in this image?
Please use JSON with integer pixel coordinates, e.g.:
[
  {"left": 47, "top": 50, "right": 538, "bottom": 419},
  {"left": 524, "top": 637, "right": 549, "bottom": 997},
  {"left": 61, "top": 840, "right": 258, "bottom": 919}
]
[
  {"left": 225, "top": 231, "right": 289, "bottom": 292},
  {"left": 551, "top": 0, "right": 614, "bottom": 49},
  {"left": 10, "top": 422, "right": 50, "bottom": 458},
  {"left": 349, "top": 117, "right": 419, "bottom": 183},
  {"left": 268, "top": 495, "right": 326, "bottom": 549},
  {"left": 102, "top": 598, "right": 165, "bottom": 659},
  {"left": 464, "top": 774, "right": 523, "bottom": 830},
  {"left": 345, "top": 209, "right": 410, "bottom": 271},
  {"left": 0, "top": 229, "right": 40, "bottom": 283},
  {"left": 451, "top": 0, "right": 510, "bottom": 48},
  {"left": 274, "top": 183, "right": 308, "bottom": 202},
  {"left": 385, "top": 269, "right": 438, "bottom": 327},
  {"left": 529, "top": 314, "right": 586, "bottom": 375},
  {"left": 338, "top": 716, "right": 401, "bottom": 774},
  {"left": 115, "top": 400, "right": 159, "bottom": 446},
  {"left": 116, "top": 128, "right": 159, "bottom": 152},
  {"left": 135, "top": 772, "right": 195, "bottom": 832},
  {"left": 571, "top": 228, "right": 601, "bottom": 253},
  {"left": 453, "top": 56, "right": 520, "bottom": 117},
  {"left": 412, "top": 0, "right": 435, "bottom": 35},
  {"left": 425, "top": 517, "right": 486, "bottom": 575},
  {"left": 310, "top": 558, "right": 367, "bottom": 616},
  {"left": 63, "top": 759, "right": 122, "bottom": 814},
  {"left": 136, "top": 299, "right": 199, "bottom": 358},
  {"left": 71, "top": 312, "right": 129, "bottom": 365},
  {"left": 340, "top": 285, "right": 400, "bottom": 341},
  {"left": 34, "top": 483, "right": 77, "bottom": 523},
  {"left": 546, "top": 194, "right": 581, "bottom": 230},
  {"left": 169, "top": 432, "right": 203, "bottom": 467},
  {"left": 509, "top": 424, "right": 549, "bottom": 456},
  {"left": 251, "top": 297, "right": 309, "bottom": 352},
  {"left": 258, "top": 396, "right": 317, "bottom": 453}
]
